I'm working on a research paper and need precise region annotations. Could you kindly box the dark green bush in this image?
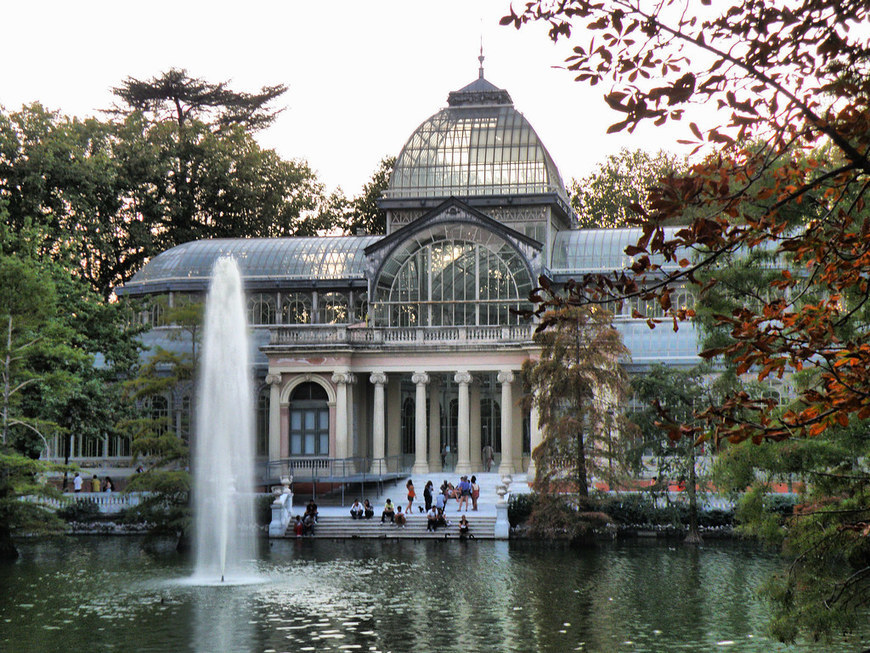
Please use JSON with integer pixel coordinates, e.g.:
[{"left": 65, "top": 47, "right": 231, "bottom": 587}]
[
  {"left": 257, "top": 494, "right": 275, "bottom": 527},
  {"left": 508, "top": 493, "right": 538, "bottom": 527},
  {"left": 764, "top": 494, "right": 799, "bottom": 516},
  {"left": 57, "top": 499, "right": 101, "bottom": 522}
]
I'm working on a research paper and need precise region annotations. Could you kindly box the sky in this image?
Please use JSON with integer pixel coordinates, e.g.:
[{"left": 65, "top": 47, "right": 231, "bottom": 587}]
[{"left": 0, "top": 0, "right": 697, "bottom": 196}]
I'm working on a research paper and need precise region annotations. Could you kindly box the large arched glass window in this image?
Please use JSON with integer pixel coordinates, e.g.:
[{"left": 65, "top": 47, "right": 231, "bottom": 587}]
[
  {"left": 248, "top": 293, "right": 276, "bottom": 325},
  {"left": 372, "top": 224, "right": 533, "bottom": 327},
  {"left": 318, "top": 292, "right": 348, "bottom": 324},
  {"left": 282, "top": 293, "right": 311, "bottom": 324},
  {"left": 288, "top": 382, "right": 329, "bottom": 456}
]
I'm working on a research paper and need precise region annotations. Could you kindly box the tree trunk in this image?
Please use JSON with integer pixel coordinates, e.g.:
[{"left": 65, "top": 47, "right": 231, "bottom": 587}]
[
  {"left": 684, "top": 440, "right": 702, "bottom": 545},
  {"left": 576, "top": 431, "right": 589, "bottom": 497}
]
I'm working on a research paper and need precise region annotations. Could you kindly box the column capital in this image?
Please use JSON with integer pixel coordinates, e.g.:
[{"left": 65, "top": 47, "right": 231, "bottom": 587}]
[
  {"left": 497, "top": 369, "right": 515, "bottom": 385},
  {"left": 331, "top": 371, "right": 351, "bottom": 385},
  {"left": 454, "top": 370, "right": 473, "bottom": 386},
  {"left": 345, "top": 373, "right": 357, "bottom": 385},
  {"left": 265, "top": 373, "right": 282, "bottom": 386},
  {"left": 411, "top": 371, "right": 430, "bottom": 386},
  {"left": 369, "top": 371, "right": 387, "bottom": 386}
]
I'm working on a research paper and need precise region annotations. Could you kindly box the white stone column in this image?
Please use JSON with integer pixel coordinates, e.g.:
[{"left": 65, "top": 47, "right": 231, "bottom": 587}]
[
  {"left": 412, "top": 372, "right": 430, "bottom": 474},
  {"left": 345, "top": 373, "right": 357, "bottom": 472},
  {"left": 332, "top": 372, "right": 350, "bottom": 461},
  {"left": 498, "top": 370, "right": 515, "bottom": 474},
  {"left": 526, "top": 403, "right": 541, "bottom": 480},
  {"left": 454, "top": 371, "right": 473, "bottom": 474},
  {"left": 470, "top": 380, "right": 482, "bottom": 470},
  {"left": 370, "top": 371, "right": 387, "bottom": 473},
  {"left": 266, "top": 373, "right": 282, "bottom": 463}
]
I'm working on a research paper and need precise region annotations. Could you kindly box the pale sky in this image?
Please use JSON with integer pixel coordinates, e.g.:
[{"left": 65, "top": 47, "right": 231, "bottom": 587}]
[{"left": 1, "top": 0, "right": 697, "bottom": 196}]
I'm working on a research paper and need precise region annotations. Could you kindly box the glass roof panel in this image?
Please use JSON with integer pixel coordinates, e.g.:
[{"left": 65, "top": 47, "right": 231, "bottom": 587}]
[
  {"left": 551, "top": 227, "right": 689, "bottom": 274},
  {"left": 121, "top": 236, "right": 381, "bottom": 293}
]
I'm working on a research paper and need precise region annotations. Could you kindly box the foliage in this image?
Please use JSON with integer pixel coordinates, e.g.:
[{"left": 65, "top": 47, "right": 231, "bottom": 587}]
[
  {"left": 569, "top": 148, "right": 684, "bottom": 229},
  {"left": 256, "top": 493, "right": 275, "bottom": 527},
  {"left": 508, "top": 492, "right": 538, "bottom": 527},
  {"left": 505, "top": 1, "right": 870, "bottom": 638},
  {"left": 111, "top": 68, "right": 286, "bottom": 132},
  {"left": 0, "top": 447, "right": 64, "bottom": 559},
  {"left": 320, "top": 156, "right": 395, "bottom": 235},
  {"left": 628, "top": 364, "right": 711, "bottom": 540},
  {"left": 523, "top": 304, "right": 633, "bottom": 497},
  {"left": 0, "top": 73, "right": 337, "bottom": 296},
  {"left": 57, "top": 497, "right": 101, "bottom": 523},
  {"left": 522, "top": 494, "right": 612, "bottom": 542}
]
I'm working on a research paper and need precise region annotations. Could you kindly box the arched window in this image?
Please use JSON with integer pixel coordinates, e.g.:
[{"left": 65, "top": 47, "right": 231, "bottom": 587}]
[
  {"left": 372, "top": 225, "right": 533, "bottom": 327},
  {"left": 248, "top": 293, "right": 276, "bottom": 325},
  {"left": 288, "top": 382, "right": 329, "bottom": 456},
  {"left": 353, "top": 292, "right": 368, "bottom": 323},
  {"left": 282, "top": 293, "right": 311, "bottom": 324},
  {"left": 319, "top": 292, "right": 348, "bottom": 324},
  {"left": 401, "top": 397, "right": 415, "bottom": 455},
  {"left": 144, "top": 396, "right": 169, "bottom": 436}
]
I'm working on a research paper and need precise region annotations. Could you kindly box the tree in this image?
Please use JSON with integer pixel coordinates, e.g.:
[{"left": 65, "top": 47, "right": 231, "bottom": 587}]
[
  {"left": 628, "top": 364, "right": 710, "bottom": 543},
  {"left": 569, "top": 148, "right": 684, "bottom": 228},
  {"left": 111, "top": 69, "right": 336, "bottom": 250},
  {"left": 523, "top": 303, "right": 632, "bottom": 497},
  {"left": 119, "top": 300, "right": 204, "bottom": 549},
  {"left": 112, "top": 68, "right": 286, "bottom": 132},
  {"left": 504, "top": 0, "right": 870, "bottom": 640},
  {"left": 347, "top": 156, "right": 394, "bottom": 235}
]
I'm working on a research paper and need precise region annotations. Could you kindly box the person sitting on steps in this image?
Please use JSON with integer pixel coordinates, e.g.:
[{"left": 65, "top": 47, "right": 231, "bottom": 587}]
[
  {"left": 381, "top": 498, "right": 395, "bottom": 523},
  {"left": 350, "top": 499, "right": 363, "bottom": 519},
  {"left": 394, "top": 505, "right": 406, "bottom": 527},
  {"left": 363, "top": 499, "right": 374, "bottom": 519}
]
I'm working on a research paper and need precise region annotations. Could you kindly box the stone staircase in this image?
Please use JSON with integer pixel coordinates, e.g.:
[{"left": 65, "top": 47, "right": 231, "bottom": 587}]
[{"left": 297, "top": 512, "right": 498, "bottom": 540}]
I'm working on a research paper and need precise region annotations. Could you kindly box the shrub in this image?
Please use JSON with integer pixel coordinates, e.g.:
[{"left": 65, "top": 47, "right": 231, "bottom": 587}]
[
  {"left": 57, "top": 499, "right": 101, "bottom": 523},
  {"left": 508, "top": 493, "right": 538, "bottom": 527}
]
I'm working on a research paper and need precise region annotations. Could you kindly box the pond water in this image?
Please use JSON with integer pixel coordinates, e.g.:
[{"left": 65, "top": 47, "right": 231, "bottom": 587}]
[{"left": 1, "top": 537, "right": 866, "bottom": 653}]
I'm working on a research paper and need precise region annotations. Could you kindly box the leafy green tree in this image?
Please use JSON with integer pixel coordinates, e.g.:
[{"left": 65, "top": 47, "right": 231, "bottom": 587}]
[
  {"left": 347, "top": 156, "right": 394, "bottom": 235},
  {"left": 523, "top": 303, "right": 632, "bottom": 497},
  {"left": 569, "top": 148, "right": 684, "bottom": 229},
  {"left": 111, "top": 69, "right": 336, "bottom": 250},
  {"left": 119, "top": 300, "right": 204, "bottom": 549},
  {"left": 629, "top": 364, "right": 709, "bottom": 543}
]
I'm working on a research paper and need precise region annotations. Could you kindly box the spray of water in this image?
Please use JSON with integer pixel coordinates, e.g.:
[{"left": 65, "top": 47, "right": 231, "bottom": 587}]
[{"left": 191, "top": 257, "right": 256, "bottom": 582}]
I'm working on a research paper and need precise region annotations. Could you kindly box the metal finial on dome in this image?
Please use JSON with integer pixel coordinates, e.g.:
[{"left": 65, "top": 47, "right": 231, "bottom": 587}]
[{"left": 478, "top": 38, "right": 485, "bottom": 79}]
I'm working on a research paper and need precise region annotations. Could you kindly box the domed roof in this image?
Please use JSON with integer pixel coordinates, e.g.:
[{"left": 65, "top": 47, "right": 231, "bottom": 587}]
[{"left": 386, "top": 75, "right": 568, "bottom": 203}]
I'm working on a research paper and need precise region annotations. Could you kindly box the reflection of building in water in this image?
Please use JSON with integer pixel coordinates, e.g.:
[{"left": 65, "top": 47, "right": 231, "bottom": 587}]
[{"left": 101, "top": 67, "right": 701, "bottom": 482}]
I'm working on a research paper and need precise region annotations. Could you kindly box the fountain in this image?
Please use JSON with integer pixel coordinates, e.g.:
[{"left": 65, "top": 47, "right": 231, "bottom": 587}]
[{"left": 191, "top": 257, "right": 257, "bottom": 583}]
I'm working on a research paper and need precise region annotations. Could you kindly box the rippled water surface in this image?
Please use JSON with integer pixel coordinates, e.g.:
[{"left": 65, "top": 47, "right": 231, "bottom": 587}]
[{"left": 1, "top": 537, "right": 866, "bottom": 652}]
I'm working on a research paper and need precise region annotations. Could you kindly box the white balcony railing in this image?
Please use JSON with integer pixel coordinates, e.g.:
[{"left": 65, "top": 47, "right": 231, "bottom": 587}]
[{"left": 268, "top": 324, "right": 535, "bottom": 347}]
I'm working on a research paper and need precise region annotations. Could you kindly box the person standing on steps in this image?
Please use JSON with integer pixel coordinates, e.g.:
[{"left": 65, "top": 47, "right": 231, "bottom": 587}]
[
  {"left": 482, "top": 443, "right": 494, "bottom": 472},
  {"left": 73, "top": 473, "right": 82, "bottom": 493},
  {"left": 457, "top": 475, "right": 471, "bottom": 512},
  {"left": 91, "top": 474, "right": 100, "bottom": 493},
  {"left": 470, "top": 475, "right": 480, "bottom": 511},
  {"left": 423, "top": 480, "right": 434, "bottom": 512},
  {"left": 406, "top": 479, "right": 416, "bottom": 514}
]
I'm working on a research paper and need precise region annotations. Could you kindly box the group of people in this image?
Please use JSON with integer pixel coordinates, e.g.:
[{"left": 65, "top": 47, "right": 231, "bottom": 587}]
[
  {"left": 71, "top": 472, "right": 114, "bottom": 493},
  {"left": 344, "top": 477, "right": 478, "bottom": 538},
  {"left": 293, "top": 499, "right": 319, "bottom": 537}
]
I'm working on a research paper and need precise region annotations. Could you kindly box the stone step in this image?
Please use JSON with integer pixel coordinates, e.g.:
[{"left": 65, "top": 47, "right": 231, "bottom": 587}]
[{"left": 285, "top": 514, "right": 497, "bottom": 540}]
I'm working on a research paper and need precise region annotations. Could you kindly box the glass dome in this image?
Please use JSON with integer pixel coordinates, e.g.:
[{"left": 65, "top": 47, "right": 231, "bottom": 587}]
[
  {"left": 119, "top": 236, "right": 381, "bottom": 294},
  {"left": 386, "top": 76, "right": 568, "bottom": 203}
]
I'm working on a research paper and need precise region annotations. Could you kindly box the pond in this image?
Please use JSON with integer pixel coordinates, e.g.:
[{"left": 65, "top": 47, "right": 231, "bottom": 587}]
[{"left": 1, "top": 537, "right": 866, "bottom": 652}]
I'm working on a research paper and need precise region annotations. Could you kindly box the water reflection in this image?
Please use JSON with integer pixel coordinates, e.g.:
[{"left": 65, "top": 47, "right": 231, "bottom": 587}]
[{"left": 1, "top": 537, "right": 867, "bottom": 653}]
